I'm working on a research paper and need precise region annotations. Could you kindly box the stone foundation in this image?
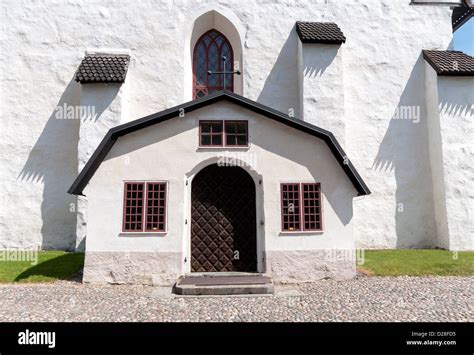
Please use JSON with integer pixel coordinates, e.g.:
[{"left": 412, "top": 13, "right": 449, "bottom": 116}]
[
  {"left": 266, "top": 250, "right": 356, "bottom": 284},
  {"left": 83, "top": 250, "right": 355, "bottom": 285},
  {"left": 83, "top": 251, "right": 182, "bottom": 286}
]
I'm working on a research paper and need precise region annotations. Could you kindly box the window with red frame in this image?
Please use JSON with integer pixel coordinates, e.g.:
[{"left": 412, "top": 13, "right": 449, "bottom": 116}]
[
  {"left": 302, "top": 183, "right": 322, "bottom": 231},
  {"left": 199, "top": 120, "right": 248, "bottom": 147},
  {"left": 225, "top": 121, "right": 248, "bottom": 146},
  {"left": 123, "top": 182, "right": 167, "bottom": 233},
  {"left": 281, "top": 183, "right": 322, "bottom": 232},
  {"left": 193, "top": 29, "right": 233, "bottom": 99},
  {"left": 281, "top": 183, "right": 301, "bottom": 231},
  {"left": 200, "top": 121, "right": 223, "bottom": 146},
  {"left": 145, "top": 182, "right": 167, "bottom": 232}
]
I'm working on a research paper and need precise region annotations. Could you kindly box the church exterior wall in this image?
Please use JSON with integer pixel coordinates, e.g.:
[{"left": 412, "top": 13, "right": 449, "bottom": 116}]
[
  {"left": 82, "top": 102, "right": 357, "bottom": 284},
  {"left": 425, "top": 64, "right": 450, "bottom": 250},
  {"left": 1, "top": 0, "right": 467, "bottom": 253},
  {"left": 435, "top": 76, "right": 474, "bottom": 251}
]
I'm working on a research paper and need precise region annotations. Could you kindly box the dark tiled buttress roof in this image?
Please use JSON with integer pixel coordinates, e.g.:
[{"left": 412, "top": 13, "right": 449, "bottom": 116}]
[
  {"left": 75, "top": 54, "right": 130, "bottom": 84},
  {"left": 423, "top": 50, "right": 474, "bottom": 76},
  {"left": 296, "top": 21, "right": 346, "bottom": 44}
]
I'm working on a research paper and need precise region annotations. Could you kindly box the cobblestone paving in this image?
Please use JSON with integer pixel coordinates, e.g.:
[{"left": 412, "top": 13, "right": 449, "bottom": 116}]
[{"left": 0, "top": 276, "right": 472, "bottom": 322}]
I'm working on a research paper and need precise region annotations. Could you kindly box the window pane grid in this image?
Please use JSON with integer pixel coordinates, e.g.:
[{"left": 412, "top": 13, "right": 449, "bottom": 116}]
[
  {"left": 200, "top": 121, "right": 248, "bottom": 147},
  {"left": 200, "top": 121, "right": 223, "bottom": 146},
  {"left": 123, "top": 182, "right": 167, "bottom": 233},
  {"left": 225, "top": 121, "right": 248, "bottom": 146},
  {"left": 281, "top": 183, "right": 301, "bottom": 231},
  {"left": 302, "top": 183, "right": 322, "bottom": 231},
  {"left": 123, "top": 183, "right": 144, "bottom": 231},
  {"left": 281, "top": 183, "right": 322, "bottom": 232},
  {"left": 145, "top": 183, "right": 167, "bottom": 232},
  {"left": 193, "top": 29, "right": 234, "bottom": 99}
]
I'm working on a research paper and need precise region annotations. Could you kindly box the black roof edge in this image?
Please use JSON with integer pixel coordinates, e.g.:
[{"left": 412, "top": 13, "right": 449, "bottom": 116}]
[
  {"left": 452, "top": 4, "right": 474, "bottom": 32},
  {"left": 68, "top": 90, "right": 370, "bottom": 196}
]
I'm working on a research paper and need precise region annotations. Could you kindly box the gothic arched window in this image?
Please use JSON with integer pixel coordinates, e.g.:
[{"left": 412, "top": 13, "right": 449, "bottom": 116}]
[{"left": 193, "top": 29, "right": 233, "bottom": 99}]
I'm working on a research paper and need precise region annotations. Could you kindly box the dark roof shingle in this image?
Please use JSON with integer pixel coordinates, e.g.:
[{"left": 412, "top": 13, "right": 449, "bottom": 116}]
[
  {"left": 423, "top": 50, "right": 474, "bottom": 76},
  {"left": 296, "top": 21, "right": 346, "bottom": 44},
  {"left": 75, "top": 54, "right": 130, "bottom": 84}
]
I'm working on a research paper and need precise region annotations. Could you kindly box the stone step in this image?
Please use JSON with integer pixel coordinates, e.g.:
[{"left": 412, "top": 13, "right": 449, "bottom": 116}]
[{"left": 173, "top": 274, "right": 274, "bottom": 295}]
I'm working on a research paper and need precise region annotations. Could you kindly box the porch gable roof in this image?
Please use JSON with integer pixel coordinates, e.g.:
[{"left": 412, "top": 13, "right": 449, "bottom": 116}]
[{"left": 68, "top": 91, "right": 370, "bottom": 196}]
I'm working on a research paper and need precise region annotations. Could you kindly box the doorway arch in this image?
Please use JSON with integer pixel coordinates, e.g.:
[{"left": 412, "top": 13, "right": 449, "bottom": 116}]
[{"left": 191, "top": 164, "right": 257, "bottom": 272}]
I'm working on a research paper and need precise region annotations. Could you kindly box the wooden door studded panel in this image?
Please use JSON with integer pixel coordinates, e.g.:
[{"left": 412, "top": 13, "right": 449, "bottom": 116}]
[{"left": 191, "top": 165, "right": 257, "bottom": 272}]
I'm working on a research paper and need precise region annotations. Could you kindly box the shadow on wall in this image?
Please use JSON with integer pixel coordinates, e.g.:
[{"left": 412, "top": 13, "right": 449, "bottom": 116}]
[
  {"left": 372, "top": 55, "right": 436, "bottom": 249},
  {"left": 439, "top": 98, "right": 472, "bottom": 117},
  {"left": 303, "top": 46, "right": 338, "bottom": 78},
  {"left": 257, "top": 24, "right": 300, "bottom": 117},
  {"left": 438, "top": 79, "right": 473, "bottom": 117},
  {"left": 79, "top": 83, "right": 122, "bottom": 123},
  {"left": 17, "top": 77, "right": 121, "bottom": 250},
  {"left": 17, "top": 77, "right": 81, "bottom": 251}
]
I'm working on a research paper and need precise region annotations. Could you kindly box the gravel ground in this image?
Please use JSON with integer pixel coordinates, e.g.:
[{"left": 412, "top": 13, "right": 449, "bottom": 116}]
[{"left": 0, "top": 276, "right": 472, "bottom": 322}]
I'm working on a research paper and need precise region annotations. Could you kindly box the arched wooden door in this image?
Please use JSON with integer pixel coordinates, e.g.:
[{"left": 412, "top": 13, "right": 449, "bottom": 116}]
[{"left": 191, "top": 165, "right": 257, "bottom": 272}]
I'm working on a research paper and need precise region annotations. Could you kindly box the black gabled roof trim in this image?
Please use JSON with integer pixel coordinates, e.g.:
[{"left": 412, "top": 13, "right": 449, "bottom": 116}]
[
  {"left": 452, "top": 4, "right": 473, "bottom": 32},
  {"left": 68, "top": 91, "right": 370, "bottom": 196}
]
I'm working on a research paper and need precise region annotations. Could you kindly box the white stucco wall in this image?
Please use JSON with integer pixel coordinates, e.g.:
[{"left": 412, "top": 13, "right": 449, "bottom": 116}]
[
  {"left": 436, "top": 76, "right": 474, "bottom": 251},
  {"left": 299, "top": 43, "right": 346, "bottom": 147},
  {"left": 1, "top": 0, "right": 463, "bottom": 251},
  {"left": 75, "top": 81, "right": 128, "bottom": 251},
  {"left": 425, "top": 63, "right": 450, "bottom": 249},
  {"left": 424, "top": 64, "right": 473, "bottom": 251},
  {"left": 83, "top": 101, "right": 358, "bottom": 282}
]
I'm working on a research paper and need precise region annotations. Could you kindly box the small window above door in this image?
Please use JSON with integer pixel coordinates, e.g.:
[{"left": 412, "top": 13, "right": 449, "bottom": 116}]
[
  {"left": 199, "top": 120, "right": 248, "bottom": 147},
  {"left": 225, "top": 121, "right": 248, "bottom": 146},
  {"left": 199, "top": 121, "right": 223, "bottom": 146}
]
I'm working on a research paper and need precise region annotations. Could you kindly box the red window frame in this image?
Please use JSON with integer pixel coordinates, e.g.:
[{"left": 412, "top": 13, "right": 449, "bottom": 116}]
[
  {"left": 145, "top": 182, "right": 167, "bottom": 232},
  {"left": 123, "top": 182, "right": 145, "bottom": 232},
  {"left": 122, "top": 182, "right": 167, "bottom": 233},
  {"left": 302, "top": 183, "right": 322, "bottom": 231},
  {"left": 193, "top": 29, "right": 234, "bottom": 99},
  {"left": 280, "top": 183, "right": 323, "bottom": 232},
  {"left": 224, "top": 121, "right": 248, "bottom": 147},
  {"left": 199, "top": 120, "right": 224, "bottom": 147},
  {"left": 280, "top": 183, "right": 301, "bottom": 231},
  {"left": 199, "top": 120, "right": 248, "bottom": 147}
]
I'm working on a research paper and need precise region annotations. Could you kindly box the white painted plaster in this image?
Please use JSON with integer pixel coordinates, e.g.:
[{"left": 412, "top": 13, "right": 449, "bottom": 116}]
[
  {"left": 299, "top": 43, "right": 346, "bottom": 146},
  {"left": 267, "top": 250, "right": 356, "bottom": 283},
  {"left": 424, "top": 65, "right": 473, "bottom": 251},
  {"left": 75, "top": 81, "right": 128, "bottom": 251},
  {"left": 425, "top": 63, "right": 450, "bottom": 249},
  {"left": 435, "top": 76, "right": 474, "bottom": 251},
  {"left": 2, "top": 0, "right": 470, "bottom": 256},
  {"left": 83, "top": 101, "right": 357, "bottom": 280},
  {"left": 83, "top": 251, "right": 181, "bottom": 285}
]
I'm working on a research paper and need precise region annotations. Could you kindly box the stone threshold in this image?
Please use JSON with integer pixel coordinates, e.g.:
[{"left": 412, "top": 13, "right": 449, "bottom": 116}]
[{"left": 173, "top": 273, "right": 274, "bottom": 296}]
